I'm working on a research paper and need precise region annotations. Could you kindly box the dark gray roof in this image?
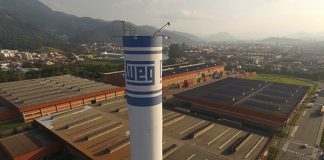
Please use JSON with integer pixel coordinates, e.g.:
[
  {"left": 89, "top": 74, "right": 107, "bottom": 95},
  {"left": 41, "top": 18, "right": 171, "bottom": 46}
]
[{"left": 176, "top": 77, "right": 309, "bottom": 117}]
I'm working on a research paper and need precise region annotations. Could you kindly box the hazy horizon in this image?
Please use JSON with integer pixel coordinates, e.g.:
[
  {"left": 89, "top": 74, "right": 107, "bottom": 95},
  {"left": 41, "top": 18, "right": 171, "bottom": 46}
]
[{"left": 39, "top": 0, "right": 324, "bottom": 39}]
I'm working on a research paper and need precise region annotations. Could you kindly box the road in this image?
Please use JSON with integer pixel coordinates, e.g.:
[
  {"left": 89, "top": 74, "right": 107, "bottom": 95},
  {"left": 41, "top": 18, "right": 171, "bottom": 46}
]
[{"left": 279, "top": 82, "right": 324, "bottom": 160}]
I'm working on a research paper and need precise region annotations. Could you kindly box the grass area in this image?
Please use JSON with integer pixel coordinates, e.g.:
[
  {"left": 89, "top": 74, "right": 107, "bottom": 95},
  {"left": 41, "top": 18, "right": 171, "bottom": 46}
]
[
  {"left": 0, "top": 119, "right": 25, "bottom": 131},
  {"left": 290, "top": 103, "right": 306, "bottom": 126},
  {"left": 290, "top": 112, "right": 302, "bottom": 126},
  {"left": 266, "top": 146, "right": 279, "bottom": 160},
  {"left": 36, "top": 47, "right": 62, "bottom": 53},
  {"left": 249, "top": 74, "right": 316, "bottom": 93},
  {"left": 321, "top": 128, "right": 324, "bottom": 148},
  {"left": 274, "top": 131, "right": 288, "bottom": 138},
  {"left": 80, "top": 59, "right": 123, "bottom": 65}
]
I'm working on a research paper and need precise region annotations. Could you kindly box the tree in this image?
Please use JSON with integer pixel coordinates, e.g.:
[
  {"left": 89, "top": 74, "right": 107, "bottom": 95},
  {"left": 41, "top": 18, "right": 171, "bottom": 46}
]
[
  {"left": 168, "top": 44, "right": 182, "bottom": 60},
  {"left": 180, "top": 43, "right": 188, "bottom": 52},
  {"left": 162, "top": 47, "right": 169, "bottom": 54}
]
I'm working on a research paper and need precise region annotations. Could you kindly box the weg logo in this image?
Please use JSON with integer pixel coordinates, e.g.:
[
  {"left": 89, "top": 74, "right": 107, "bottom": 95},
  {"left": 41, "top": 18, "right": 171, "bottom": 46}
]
[{"left": 125, "top": 61, "right": 155, "bottom": 86}]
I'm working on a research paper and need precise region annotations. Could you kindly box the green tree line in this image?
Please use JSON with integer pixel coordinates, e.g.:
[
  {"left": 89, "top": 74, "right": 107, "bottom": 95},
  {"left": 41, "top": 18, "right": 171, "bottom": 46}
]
[
  {"left": 242, "top": 65, "right": 324, "bottom": 81},
  {"left": 0, "top": 60, "right": 123, "bottom": 83}
]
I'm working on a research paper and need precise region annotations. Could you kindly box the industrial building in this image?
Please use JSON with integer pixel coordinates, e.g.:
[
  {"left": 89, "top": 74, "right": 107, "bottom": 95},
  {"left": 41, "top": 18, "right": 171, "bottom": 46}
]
[
  {"left": 172, "top": 77, "right": 309, "bottom": 130},
  {"left": 0, "top": 63, "right": 224, "bottom": 123},
  {"left": 0, "top": 75, "right": 125, "bottom": 122},
  {"left": 30, "top": 98, "right": 271, "bottom": 160},
  {"left": 0, "top": 69, "right": 282, "bottom": 160},
  {"left": 102, "top": 63, "right": 225, "bottom": 88},
  {"left": 0, "top": 129, "right": 62, "bottom": 160}
]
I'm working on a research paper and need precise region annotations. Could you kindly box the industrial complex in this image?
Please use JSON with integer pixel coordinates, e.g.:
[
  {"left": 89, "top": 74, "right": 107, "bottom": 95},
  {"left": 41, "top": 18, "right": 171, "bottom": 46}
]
[
  {"left": 172, "top": 77, "right": 309, "bottom": 130},
  {"left": 0, "top": 62, "right": 225, "bottom": 123},
  {"left": 0, "top": 63, "right": 310, "bottom": 160},
  {"left": 0, "top": 75, "right": 125, "bottom": 122},
  {"left": 0, "top": 98, "right": 272, "bottom": 160}
]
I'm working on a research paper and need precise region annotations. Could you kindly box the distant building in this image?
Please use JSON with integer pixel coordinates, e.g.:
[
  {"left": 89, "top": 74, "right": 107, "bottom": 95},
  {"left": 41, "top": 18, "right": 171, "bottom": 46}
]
[
  {"left": 0, "top": 49, "right": 17, "bottom": 58},
  {"left": 273, "top": 55, "right": 282, "bottom": 59},
  {"left": 0, "top": 63, "right": 9, "bottom": 70},
  {"left": 45, "top": 61, "right": 55, "bottom": 65},
  {"left": 251, "top": 57, "right": 263, "bottom": 65},
  {"left": 22, "top": 52, "right": 33, "bottom": 60}
]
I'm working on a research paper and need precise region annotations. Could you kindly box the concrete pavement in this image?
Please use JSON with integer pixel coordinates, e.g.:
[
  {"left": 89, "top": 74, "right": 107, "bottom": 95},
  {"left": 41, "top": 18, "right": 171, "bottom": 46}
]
[
  {"left": 316, "top": 114, "right": 324, "bottom": 147},
  {"left": 279, "top": 82, "right": 324, "bottom": 160}
]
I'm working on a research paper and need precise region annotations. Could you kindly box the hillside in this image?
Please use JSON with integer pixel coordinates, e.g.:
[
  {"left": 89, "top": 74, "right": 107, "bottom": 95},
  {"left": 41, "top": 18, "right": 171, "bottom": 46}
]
[
  {"left": 285, "top": 32, "right": 324, "bottom": 40},
  {"left": 0, "top": 0, "right": 199, "bottom": 51},
  {"left": 205, "top": 32, "right": 237, "bottom": 41},
  {"left": 259, "top": 37, "right": 305, "bottom": 44}
]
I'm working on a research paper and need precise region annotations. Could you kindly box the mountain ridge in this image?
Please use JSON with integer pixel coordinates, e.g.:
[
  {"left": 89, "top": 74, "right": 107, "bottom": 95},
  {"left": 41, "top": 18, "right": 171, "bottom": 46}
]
[
  {"left": 0, "top": 0, "right": 200, "bottom": 51},
  {"left": 204, "top": 32, "right": 237, "bottom": 41},
  {"left": 284, "top": 32, "right": 324, "bottom": 40}
]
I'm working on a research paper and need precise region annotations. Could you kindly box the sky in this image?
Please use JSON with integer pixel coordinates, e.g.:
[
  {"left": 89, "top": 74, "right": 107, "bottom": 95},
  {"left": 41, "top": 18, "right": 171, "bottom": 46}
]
[{"left": 39, "top": 0, "right": 324, "bottom": 39}]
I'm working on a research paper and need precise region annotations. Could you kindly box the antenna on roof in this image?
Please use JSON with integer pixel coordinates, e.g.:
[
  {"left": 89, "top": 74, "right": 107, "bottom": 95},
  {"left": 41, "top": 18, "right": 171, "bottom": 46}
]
[{"left": 153, "top": 22, "right": 171, "bottom": 36}]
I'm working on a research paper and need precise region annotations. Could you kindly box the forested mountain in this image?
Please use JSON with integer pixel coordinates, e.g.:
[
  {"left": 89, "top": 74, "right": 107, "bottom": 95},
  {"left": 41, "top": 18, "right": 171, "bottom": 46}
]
[{"left": 0, "top": 0, "right": 200, "bottom": 51}]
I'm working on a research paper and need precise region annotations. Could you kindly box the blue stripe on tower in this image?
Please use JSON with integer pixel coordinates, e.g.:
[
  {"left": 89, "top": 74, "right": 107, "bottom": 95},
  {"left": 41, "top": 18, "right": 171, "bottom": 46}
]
[
  {"left": 126, "top": 89, "right": 162, "bottom": 95},
  {"left": 127, "top": 82, "right": 154, "bottom": 86},
  {"left": 127, "top": 94, "right": 162, "bottom": 107},
  {"left": 126, "top": 61, "right": 154, "bottom": 64},
  {"left": 123, "top": 36, "right": 162, "bottom": 47},
  {"left": 124, "top": 51, "right": 162, "bottom": 54}
]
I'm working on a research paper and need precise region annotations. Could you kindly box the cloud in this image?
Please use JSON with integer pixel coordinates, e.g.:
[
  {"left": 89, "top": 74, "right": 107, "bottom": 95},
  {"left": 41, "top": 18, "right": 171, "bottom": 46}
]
[
  {"left": 160, "top": 10, "right": 214, "bottom": 20},
  {"left": 39, "top": 0, "right": 68, "bottom": 11},
  {"left": 39, "top": 0, "right": 324, "bottom": 36}
]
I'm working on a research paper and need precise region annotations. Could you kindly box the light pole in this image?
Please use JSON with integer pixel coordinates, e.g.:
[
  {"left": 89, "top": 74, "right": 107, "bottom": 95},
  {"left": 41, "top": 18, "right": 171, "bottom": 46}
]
[
  {"left": 153, "top": 22, "right": 171, "bottom": 36},
  {"left": 120, "top": 20, "right": 126, "bottom": 36}
]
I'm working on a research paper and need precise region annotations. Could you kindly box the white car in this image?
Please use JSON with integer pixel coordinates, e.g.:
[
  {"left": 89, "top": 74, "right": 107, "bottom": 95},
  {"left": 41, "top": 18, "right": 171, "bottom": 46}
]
[
  {"left": 302, "top": 144, "right": 308, "bottom": 148},
  {"left": 306, "top": 103, "right": 314, "bottom": 107}
]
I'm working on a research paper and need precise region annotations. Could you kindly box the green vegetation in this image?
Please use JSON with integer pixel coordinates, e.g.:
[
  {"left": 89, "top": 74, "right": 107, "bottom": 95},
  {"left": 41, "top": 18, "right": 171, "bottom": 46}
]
[
  {"left": 250, "top": 74, "right": 317, "bottom": 95},
  {"left": 0, "top": 60, "right": 124, "bottom": 83},
  {"left": 266, "top": 146, "right": 279, "bottom": 160},
  {"left": 0, "top": 120, "right": 25, "bottom": 131},
  {"left": 320, "top": 128, "right": 324, "bottom": 148},
  {"left": 168, "top": 44, "right": 182, "bottom": 59},
  {"left": 274, "top": 131, "right": 288, "bottom": 138},
  {"left": 167, "top": 43, "right": 188, "bottom": 64},
  {"left": 36, "top": 47, "right": 63, "bottom": 53},
  {"left": 291, "top": 112, "right": 302, "bottom": 126},
  {"left": 244, "top": 64, "right": 324, "bottom": 82},
  {"left": 290, "top": 103, "right": 307, "bottom": 126},
  {"left": 0, "top": 0, "right": 196, "bottom": 51},
  {"left": 249, "top": 74, "right": 316, "bottom": 92},
  {"left": 0, "top": 71, "right": 26, "bottom": 82}
]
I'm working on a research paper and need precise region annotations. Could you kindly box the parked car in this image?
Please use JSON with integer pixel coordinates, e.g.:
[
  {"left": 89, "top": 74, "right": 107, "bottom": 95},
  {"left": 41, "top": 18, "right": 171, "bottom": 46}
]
[{"left": 302, "top": 144, "right": 308, "bottom": 148}]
